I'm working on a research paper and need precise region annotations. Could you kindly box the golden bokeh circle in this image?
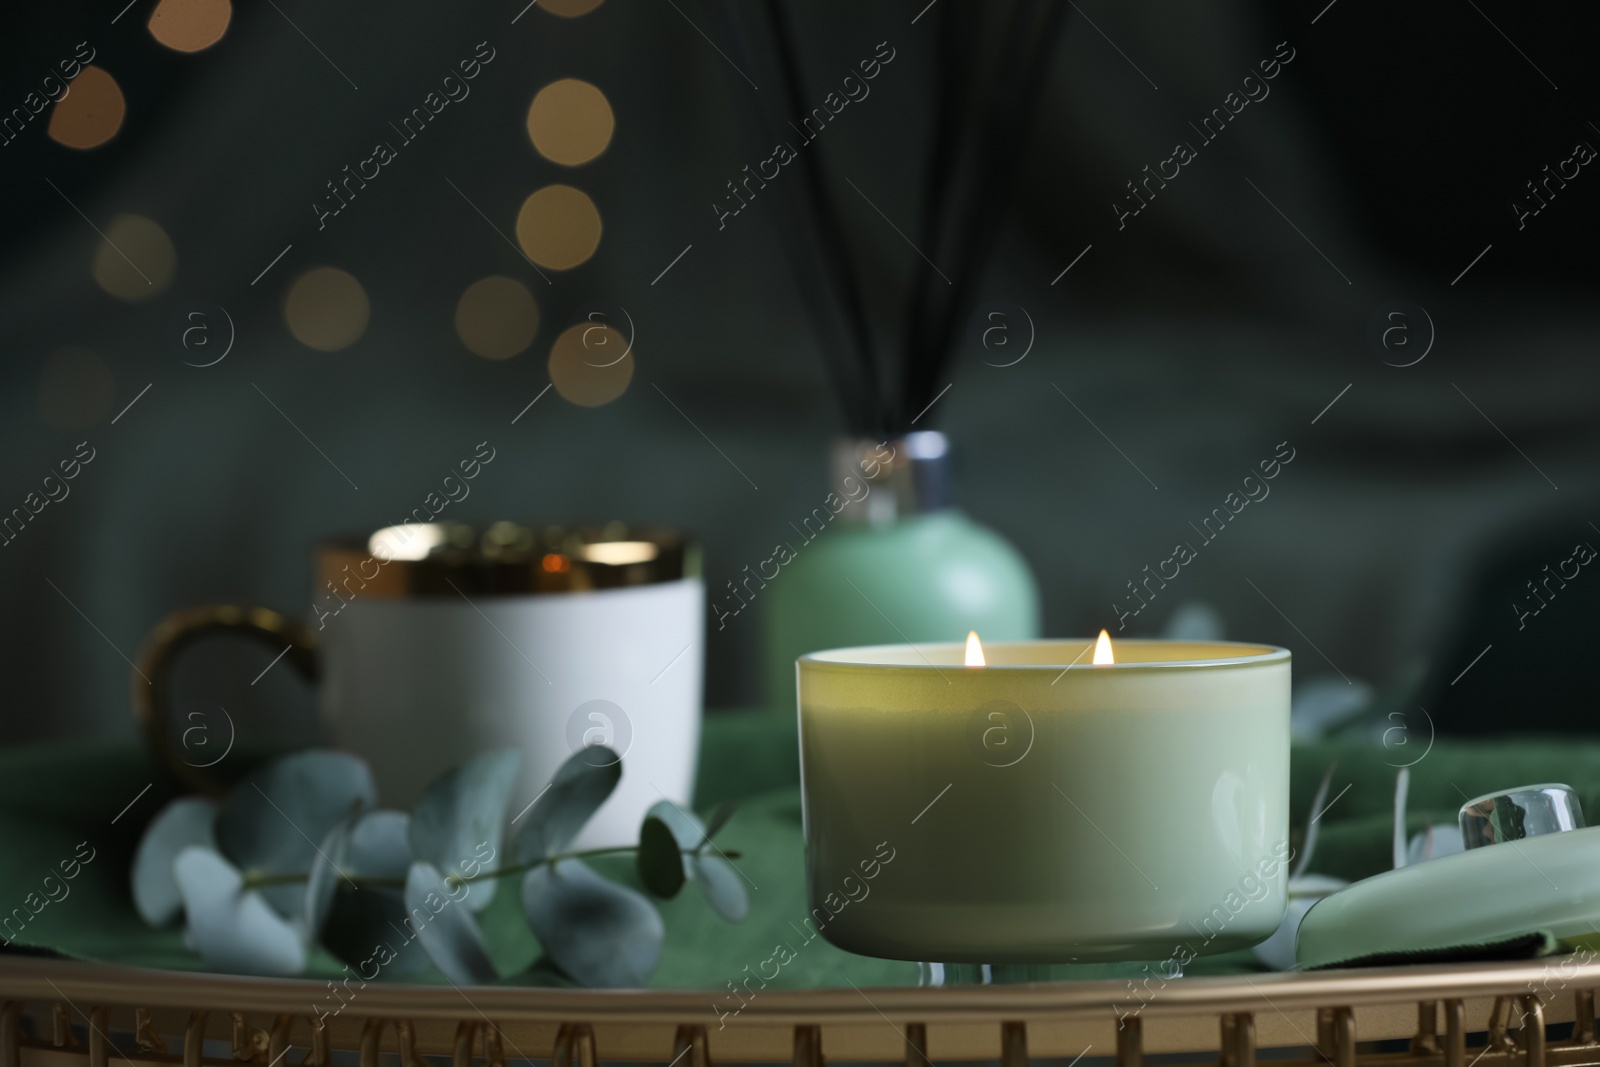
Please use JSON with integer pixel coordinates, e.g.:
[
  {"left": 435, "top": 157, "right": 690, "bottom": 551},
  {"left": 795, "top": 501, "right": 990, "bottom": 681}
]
[
  {"left": 284, "top": 267, "right": 370, "bottom": 352},
  {"left": 549, "top": 323, "right": 632, "bottom": 407},
  {"left": 540, "top": 0, "right": 605, "bottom": 16},
  {"left": 38, "top": 347, "right": 115, "bottom": 429},
  {"left": 148, "top": 0, "right": 232, "bottom": 52},
  {"left": 455, "top": 276, "right": 540, "bottom": 361},
  {"left": 47, "top": 66, "right": 125, "bottom": 150},
  {"left": 515, "top": 185, "right": 602, "bottom": 271},
  {"left": 92, "top": 214, "right": 176, "bottom": 301},
  {"left": 526, "top": 79, "right": 614, "bottom": 166}
]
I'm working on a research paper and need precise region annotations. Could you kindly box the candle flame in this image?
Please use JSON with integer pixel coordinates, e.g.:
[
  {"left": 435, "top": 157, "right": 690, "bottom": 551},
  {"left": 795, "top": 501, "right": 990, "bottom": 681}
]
[
  {"left": 964, "top": 630, "right": 986, "bottom": 667},
  {"left": 1093, "top": 629, "right": 1115, "bottom": 665}
]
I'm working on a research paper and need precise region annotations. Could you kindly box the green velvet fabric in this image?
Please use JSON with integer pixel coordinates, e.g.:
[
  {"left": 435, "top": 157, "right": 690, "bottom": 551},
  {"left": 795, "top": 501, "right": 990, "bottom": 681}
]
[{"left": 0, "top": 714, "right": 1592, "bottom": 988}]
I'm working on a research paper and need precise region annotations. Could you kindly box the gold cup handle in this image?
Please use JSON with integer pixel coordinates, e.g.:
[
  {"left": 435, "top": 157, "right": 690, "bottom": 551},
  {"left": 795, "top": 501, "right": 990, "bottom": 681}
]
[{"left": 133, "top": 605, "right": 320, "bottom": 795}]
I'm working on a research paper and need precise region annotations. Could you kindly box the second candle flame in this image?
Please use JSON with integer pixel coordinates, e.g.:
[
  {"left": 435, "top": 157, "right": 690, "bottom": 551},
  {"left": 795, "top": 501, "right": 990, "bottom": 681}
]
[
  {"left": 1093, "top": 629, "right": 1115, "bottom": 665},
  {"left": 965, "top": 630, "right": 985, "bottom": 667}
]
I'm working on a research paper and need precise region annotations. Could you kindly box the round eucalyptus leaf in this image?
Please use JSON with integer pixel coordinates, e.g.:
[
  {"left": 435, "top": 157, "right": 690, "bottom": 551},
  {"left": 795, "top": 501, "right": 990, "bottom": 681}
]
[
  {"left": 216, "top": 750, "right": 375, "bottom": 921},
  {"left": 522, "top": 859, "right": 663, "bottom": 988},
  {"left": 173, "top": 846, "right": 306, "bottom": 977},
  {"left": 690, "top": 853, "right": 749, "bottom": 923},
  {"left": 513, "top": 749, "right": 620, "bottom": 861},
  {"left": 409, "top": 749, "right": 520, "bottom": 913},
  {"left": 131, "top": 797, "right": 217, "bottom": 926},
  {"left": 319, "top": 809, "right": 432, "bottom": 975},
  {"left": 321, "top": 887, "right": 432, "bottom": 978},
  {"left": 346, "top": 810, "right": 412, "bottom": 880},
  {"left": 645, "top": 799, "right": 705, "bottom": 865},
  {"left": 636, "top": 816, "right": 687, "bottom": 898},
  {"left": 404, "top": 861, "right": 498, "bottom": 985},
  {"left": 642, "top": 798, "right": 705, "bottom": 886},
  {"left": 303, "top": 811, "right": 358, "bottom": 943}
]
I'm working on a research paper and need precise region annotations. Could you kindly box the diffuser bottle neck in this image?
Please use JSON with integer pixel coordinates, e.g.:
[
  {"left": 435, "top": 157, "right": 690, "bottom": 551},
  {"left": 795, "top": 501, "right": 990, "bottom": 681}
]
[{"left": 832, "top": 431, "right": 953, "bottom": 525}]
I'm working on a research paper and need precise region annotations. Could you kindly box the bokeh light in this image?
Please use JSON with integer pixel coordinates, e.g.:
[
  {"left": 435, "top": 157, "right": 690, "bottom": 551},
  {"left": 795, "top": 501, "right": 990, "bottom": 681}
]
[
  {"left": 284, "top": 267, "right": 369, "bottom": 352},
  {"left": 455, "top": 276, "right": 539, "bottom": 361},
  {"left": 91, "top": 215, "right": 176, "bottom": 302},
  {"left": 539, "top": 0, "right": 605, "bottom": 16},
  {"left": 147, "top": 0, "right": 232, "bottom": 52},
  {"left": 47, "top": 66, "right": 125, "bottom": 150},
  {"left": 526, "top": 79, "right": 614, "bottom": 166},
  {"left": 515, "top": 185, "right": 602, "bottom": 270},
  {"left": 38, "top": 347, "right": 114, "bottom": 430},
  {"left": 548, "top": 322, "right": 633, "bottom": 406}
]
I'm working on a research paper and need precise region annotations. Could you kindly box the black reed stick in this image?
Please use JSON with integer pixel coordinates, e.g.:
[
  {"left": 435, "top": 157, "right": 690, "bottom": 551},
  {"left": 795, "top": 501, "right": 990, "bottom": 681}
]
[
  {"left": 711, "top": 3, "right": 878, "bottom": 434},
  {"left": 899, "top": 0, "right": 979, "bottom": 430},
  {"left": 761, "top": 0, "right": 888, "bottom": 434},
  {"left": 912, "top": 0, "right": 1068, "bottom": 426},
  {"left": 703, "top": 1, "right": 1069, "bottom": 439}
]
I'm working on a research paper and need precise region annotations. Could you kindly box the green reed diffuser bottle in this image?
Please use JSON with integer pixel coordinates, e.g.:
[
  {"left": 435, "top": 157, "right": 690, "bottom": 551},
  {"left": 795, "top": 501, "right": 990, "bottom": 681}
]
[{"left": 761, "top": 431, "right": 1039, "bottom": 713}]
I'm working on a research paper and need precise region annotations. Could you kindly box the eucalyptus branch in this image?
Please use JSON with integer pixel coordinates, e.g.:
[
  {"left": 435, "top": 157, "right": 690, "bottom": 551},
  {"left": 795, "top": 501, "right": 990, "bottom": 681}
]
[{"left": 239, "top": 843, "right": 740, "bottom": 892}]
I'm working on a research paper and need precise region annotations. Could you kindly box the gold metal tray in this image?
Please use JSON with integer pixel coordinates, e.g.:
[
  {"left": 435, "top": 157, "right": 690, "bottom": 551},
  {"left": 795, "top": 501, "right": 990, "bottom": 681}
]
[{"left": 0, "top": 956, "right": 1594, "bottom": 1067}]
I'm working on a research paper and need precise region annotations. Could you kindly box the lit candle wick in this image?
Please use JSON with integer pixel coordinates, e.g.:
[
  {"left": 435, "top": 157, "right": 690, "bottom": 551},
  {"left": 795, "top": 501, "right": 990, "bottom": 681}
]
[
  {"left": 1093, "top": 628, "right": 1115, "bottom": 665},
  {"left": 964, "top": 630, "right": 986, "bottom": 667}
]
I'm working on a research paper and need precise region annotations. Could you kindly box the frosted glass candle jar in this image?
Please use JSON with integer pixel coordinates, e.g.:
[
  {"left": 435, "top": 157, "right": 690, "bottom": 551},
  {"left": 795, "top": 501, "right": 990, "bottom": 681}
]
[{"left": 797, "top": 639, "right": 1291, "bottom": 963}]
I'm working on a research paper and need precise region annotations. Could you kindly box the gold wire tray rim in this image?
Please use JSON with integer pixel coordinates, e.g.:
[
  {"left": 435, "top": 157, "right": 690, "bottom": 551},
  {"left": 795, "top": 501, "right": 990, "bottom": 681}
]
[{"left": 0, "top": 956, "right": 1589, "bottom": 1023}]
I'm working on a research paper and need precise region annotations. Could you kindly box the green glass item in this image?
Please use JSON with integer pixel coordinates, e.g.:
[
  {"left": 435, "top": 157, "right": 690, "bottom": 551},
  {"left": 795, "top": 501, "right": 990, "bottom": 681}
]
[{"left": 760, "top": 433, "right": 1039, "bottom": 713}]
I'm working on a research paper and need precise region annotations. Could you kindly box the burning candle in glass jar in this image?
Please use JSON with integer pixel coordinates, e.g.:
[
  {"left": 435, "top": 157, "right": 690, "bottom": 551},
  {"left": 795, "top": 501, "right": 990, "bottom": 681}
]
[{"left": 797, "top": 631, "right": 1291, "bottom": 963}]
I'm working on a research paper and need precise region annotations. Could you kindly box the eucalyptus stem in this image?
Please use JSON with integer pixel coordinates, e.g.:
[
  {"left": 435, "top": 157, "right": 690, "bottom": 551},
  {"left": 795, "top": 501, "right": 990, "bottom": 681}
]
[{"left": 239, "top": 844, "right": 740, "bottom": 892}]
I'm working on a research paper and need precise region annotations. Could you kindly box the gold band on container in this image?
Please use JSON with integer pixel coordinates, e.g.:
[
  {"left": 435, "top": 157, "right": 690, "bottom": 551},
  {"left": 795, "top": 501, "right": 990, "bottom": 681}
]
[{"left": 316, "top": 522, "right": 699, "bottom": 598}]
